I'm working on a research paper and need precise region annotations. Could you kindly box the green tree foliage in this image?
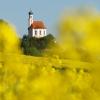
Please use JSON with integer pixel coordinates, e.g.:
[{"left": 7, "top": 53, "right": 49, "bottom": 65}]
[{"left": 21, "top": 34, "right": 56, "bottom": 56}]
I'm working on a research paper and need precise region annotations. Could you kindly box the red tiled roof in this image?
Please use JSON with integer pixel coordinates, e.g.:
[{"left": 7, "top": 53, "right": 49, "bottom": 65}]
[{"left": 31, "top": 21, "right": 46, "bottom": 29}]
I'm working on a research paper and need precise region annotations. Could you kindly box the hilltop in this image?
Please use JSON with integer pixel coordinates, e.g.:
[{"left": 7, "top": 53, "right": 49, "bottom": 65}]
[{"left": 21, "top": 34, "right": 58, "bottom": 56}]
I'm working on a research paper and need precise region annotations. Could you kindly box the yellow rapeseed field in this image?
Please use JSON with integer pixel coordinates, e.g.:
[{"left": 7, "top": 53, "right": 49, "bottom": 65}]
[{"left": 0, "top": 8, "right": 100, "bottom": 100}]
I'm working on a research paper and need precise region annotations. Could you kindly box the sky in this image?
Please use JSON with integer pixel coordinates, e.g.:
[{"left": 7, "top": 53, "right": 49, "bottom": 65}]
[{"left": 0, "top": 0, "right": 100, "bottom": 37}]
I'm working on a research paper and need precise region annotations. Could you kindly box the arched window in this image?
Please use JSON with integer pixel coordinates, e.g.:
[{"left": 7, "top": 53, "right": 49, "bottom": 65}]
[
  {"left": 40, "top": 30, "right": 41, "bottom": 35},
  {"left": 44, "top": 31, "right": 45, "bottom": 35},
  {"left": 35, "top": 30, "right": 37, "bottom": 35}
]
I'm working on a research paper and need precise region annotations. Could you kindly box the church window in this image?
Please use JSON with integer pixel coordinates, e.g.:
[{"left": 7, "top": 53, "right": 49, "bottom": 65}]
[
  {"left": 35, "top": 30, "right": 37, "bottom": 35},
  {"left": 44, "top": 31, "right": 45, "bottom": 35},
  {"left": 40, "top": 30, "right": 41, "bottom": 35}
]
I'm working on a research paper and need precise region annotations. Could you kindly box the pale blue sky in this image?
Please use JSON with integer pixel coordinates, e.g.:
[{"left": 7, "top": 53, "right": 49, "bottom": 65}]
[{"left": 0, "top": 0, "right": 100, "bottom": 37}]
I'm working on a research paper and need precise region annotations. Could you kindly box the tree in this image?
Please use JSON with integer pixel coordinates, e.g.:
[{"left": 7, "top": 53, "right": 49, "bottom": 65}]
[{"left": 21, "top": 34, "right": 57, "bottom": 56}]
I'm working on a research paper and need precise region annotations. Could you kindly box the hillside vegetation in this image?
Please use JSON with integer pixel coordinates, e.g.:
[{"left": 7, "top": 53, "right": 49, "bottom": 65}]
[{"left": 21, "top": 34, "right": 57, "bottom": 56}]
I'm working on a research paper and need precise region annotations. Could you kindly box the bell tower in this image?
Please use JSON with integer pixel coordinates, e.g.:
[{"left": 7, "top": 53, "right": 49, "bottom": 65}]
[{"left": 28, "top": 10, "right": 33, "bottom": 27}]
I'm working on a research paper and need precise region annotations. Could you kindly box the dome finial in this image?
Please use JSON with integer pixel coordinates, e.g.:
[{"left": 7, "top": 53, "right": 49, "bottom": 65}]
[{"left": 29, "top": 8, "right": 33, "bottom": 15}]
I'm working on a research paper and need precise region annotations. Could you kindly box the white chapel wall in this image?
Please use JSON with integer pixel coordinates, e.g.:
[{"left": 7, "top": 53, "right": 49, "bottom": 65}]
[{"left": 32, "top": 29, "right": 47, "bottom": 38}]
